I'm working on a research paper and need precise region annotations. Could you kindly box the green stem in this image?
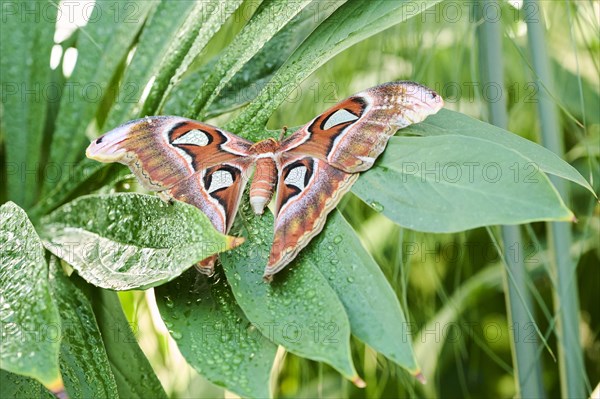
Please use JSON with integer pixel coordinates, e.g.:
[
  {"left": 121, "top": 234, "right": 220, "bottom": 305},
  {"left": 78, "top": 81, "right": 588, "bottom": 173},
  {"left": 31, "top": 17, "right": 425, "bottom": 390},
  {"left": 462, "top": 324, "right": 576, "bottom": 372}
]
[
  {"left": 524, "top": 0, "right": 587, "bottom": 397},
  {"left": 476, "top": 1, "right": 545, "bottom": 397}
]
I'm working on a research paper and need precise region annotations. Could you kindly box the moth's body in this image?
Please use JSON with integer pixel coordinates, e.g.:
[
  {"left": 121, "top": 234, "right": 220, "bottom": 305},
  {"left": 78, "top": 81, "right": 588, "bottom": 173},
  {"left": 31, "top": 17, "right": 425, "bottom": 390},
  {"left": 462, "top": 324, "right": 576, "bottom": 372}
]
[
  {"left": 247, "top": 138, "right": 281, "bottom": 214},
  {"left": 86, "top": 81, "right": 443, "bottom": 280}
]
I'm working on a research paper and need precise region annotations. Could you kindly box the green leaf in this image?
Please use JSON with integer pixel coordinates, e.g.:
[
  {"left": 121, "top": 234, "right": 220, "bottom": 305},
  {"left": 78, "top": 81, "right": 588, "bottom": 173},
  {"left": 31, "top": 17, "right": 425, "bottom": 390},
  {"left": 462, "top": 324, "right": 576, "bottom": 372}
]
[
  {"left": 187, "top": 0, "right": 313, "bottom": 118},
  {"left": 88, "top": 286, "right": 167, "bottom": 398},
  {"left": 0, "top": 202, "right": 62, "bottom": 391},
  {"left": 141, "top": 0, "right": 244, "bottom": 116},
  {"left": 44, "top": 0, "right": 155, "bottom": 194},
  {"left": 48, "top": 257, "right": 120, "bottom": 398},
  {"left": 163, "top": 1, "right": 338, "bottom": 118},
  {"left": 39, "top": 193, "right": 243, "bottom": 290},
  {"left": 353, "top": 135, "right": 575, "bottom": 233},
  {"left": 227, "top": 0, "right": 443, "bottom": 133},
  {"left": 416, "top": 109, "right": 595, "bottom": 194},
  {"left": 306, "top": 210, "right": 419, "bottom": 374},
  {"left": 0, "top": 370, "right": 53, "bottom": 398},
  {"left": 0, "top": 0, "right": 57, "bottom": 208},
  {"left": 156, "top": 269, "right": 277, "bottom": 398},
  {"left": 221, "top": 208, "right": 361, "bottom": 383}
]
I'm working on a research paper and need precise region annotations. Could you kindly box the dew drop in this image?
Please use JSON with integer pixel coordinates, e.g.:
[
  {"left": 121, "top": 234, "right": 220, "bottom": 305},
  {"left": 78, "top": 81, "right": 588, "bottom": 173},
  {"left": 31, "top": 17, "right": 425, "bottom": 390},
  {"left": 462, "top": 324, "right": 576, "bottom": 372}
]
[
  {"left": 370, "top": 201, "right": 384, "bottom": 212},
  {"left": 164, "top": 296, "right": 174, "bottom": 308}
]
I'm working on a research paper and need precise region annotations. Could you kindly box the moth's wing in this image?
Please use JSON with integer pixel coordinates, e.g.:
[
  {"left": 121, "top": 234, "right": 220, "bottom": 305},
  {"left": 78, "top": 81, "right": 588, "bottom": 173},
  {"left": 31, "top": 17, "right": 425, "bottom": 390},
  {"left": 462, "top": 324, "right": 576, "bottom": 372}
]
[
  {"left": 86, "top": 116, "right": 254, "bottom": 273},
  {"left": 279, "top": 81, "right": 443, "bottom": 173},
  {"left": 86, "top": 116, "right": 253, "bottom": 191},
  {"left": 165, "top": 159, "right": 253, "bottom": 274},
  {"left": 165, "top": 160, "right": 252, "bottom": 236},
  {"left": 263, "top": 156, "right": 358, "bottom": 280}
]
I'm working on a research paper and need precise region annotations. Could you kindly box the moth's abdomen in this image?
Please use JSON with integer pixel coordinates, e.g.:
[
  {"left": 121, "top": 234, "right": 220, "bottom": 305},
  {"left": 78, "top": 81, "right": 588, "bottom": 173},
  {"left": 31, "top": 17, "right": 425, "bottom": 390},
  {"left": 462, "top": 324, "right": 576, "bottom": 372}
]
[{"left": 250, "top": 157, "right": 277, "bottom": 214}]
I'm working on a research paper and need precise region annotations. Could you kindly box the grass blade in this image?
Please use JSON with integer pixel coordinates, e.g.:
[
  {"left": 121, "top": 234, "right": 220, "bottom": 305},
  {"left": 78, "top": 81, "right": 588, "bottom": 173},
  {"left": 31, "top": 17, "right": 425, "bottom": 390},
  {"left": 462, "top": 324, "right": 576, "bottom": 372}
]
[
  {"left": 140, "top": 0, "right": 244, "bottom": 116},
  {"left": 88, "top": 285, "right": 168, "bottom": 398},
  {"left": 163, "top": 1, "right": 339, "bottom": 118},
  {"left": 49, "top": 257, "right": 120, "bottom": 398},
  {"left": 185, "top": 0, "right": 314, "bottom": 118},
  {"left": 103, "top": 0, "right": 203, "bottom": 126},
  {"left": 227, "top": 0, "right": 443, "bottom": 135},
  {"left": 43, "top": 0, "right": 155, "bottom": 195}
]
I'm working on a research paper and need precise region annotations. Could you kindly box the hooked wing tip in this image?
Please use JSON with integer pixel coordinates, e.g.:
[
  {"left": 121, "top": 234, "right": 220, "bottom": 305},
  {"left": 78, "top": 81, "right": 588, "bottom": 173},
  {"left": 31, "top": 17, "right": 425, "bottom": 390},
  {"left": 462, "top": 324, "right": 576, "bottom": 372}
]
[
  {"left": 86, "top": 129, "right": 128, "bottom": 162},
  {"left": 85, "top": 117, "right": 150, "bottom": 162},
  {"left": 262, "top": 253, "right": 293, "bottom": 283}
]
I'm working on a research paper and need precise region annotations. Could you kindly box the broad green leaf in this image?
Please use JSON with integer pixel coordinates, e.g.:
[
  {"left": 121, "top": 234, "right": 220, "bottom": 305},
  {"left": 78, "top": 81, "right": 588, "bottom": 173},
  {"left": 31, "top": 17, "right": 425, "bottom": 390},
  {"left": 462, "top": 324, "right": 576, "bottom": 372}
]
[
  {"left": 0, "top": 0, "right": 57, "bottom": 208},
  {"left": 44, "top": 0, "right": 155, "bottom": 194},
  {"left": 221, "top": 208, "right": 361, "bottom": 383},
  {"left": 156, "top": 269, "right": 277, "bottom": 398},
  {"left": 306, "top": 210, "right": 420, "bottom": 375},
  {"left": 187, "top": 0, "right": 313, "bottom": 118},
  {"left": 39, "top": 193, "right": 243, "bottom": 290},
  {"left": 0, "top": 370, "right": 53, "bottom": 398},
  {"left": 0, "top": 203, "right": 62, "bottom": 392},
  {"left": 227, "top": 0, "right": 443, "bottom": 133},
  {"left": 141, "top": 0, "right": 244, "bottom": 116},
  {"left": 352, "top": 134, "right": 574, "bottom": 233},
  {"left": 163, "top": 1, "right": 340, "bottom": 119},
  {"left": 48, "top": 257, "right": 120, "bottom": 398},
  {"left": 87, "top": 285, "right": 167, "bottom": 398},
  {"left": 415, "top": 109, "right": 595, "bottom": 194}
]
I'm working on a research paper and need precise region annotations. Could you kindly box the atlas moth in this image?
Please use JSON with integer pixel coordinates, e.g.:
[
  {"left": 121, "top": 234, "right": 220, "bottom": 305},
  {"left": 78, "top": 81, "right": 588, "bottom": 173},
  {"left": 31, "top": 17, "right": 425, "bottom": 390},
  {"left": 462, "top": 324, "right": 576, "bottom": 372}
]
[{"left": 86, "top": 81, "right": 444, "bottom": 281}]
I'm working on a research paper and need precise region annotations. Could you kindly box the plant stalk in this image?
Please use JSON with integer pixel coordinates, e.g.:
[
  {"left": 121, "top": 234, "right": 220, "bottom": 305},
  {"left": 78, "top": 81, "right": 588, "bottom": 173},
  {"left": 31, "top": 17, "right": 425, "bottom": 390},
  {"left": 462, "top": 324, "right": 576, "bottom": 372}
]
[
  {"left": 476, "top": 1, "right": 545, "bottom": 397},
  {"left": 524, "top": 0, "right": 587, "bottom": 397}
]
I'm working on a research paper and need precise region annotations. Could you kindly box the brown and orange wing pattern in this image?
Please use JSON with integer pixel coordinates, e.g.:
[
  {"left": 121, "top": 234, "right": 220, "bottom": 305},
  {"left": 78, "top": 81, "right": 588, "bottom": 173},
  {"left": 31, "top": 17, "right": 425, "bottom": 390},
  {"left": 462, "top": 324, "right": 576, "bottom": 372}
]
[
  {"left": 263, "top": 81, "right": 443, "bottom": 278},
  {"left": 263, "top": 156, "right": 357, "bottom": 280},
  {"left": 279, "top": 81, "right": 443, "bottom": 173},
  {"left": 86, "top": 116, "right": 254, "bottom": 274},
  {"left": 86, "top": 82, "right": 444, "bottom": 281}
]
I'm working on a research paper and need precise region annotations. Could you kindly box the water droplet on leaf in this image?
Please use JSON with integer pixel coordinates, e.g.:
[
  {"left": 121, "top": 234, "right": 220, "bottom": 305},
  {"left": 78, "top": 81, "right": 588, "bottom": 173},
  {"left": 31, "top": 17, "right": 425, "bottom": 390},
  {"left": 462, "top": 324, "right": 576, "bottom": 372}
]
[{"left": 370, "top": 201, "right": 384, "bottom": 212}]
